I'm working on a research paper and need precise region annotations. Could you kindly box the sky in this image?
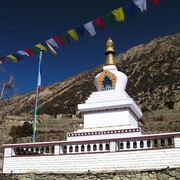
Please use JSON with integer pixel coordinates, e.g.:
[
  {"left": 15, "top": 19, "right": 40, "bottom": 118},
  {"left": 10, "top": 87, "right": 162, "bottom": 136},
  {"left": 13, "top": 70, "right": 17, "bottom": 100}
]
[{"left": 0, "top": 0, "right": 180, "bottom": 96}]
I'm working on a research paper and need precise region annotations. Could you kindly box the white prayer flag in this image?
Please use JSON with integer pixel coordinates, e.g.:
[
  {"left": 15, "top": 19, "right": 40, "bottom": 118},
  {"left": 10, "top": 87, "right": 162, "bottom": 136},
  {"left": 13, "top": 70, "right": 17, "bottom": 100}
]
[
  {"left": 133, "top": 0, "right": 147, "bottom": 12},
  {"left": 83, "top": 21, "right": 96, "bottom": 36}
]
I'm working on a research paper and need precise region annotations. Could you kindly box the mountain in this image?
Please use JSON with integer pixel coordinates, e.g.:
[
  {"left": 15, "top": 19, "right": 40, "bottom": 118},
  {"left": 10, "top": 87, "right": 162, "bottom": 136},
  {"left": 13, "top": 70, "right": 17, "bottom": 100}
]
[{"left": 0, "top": 33, "right": 179, "bottom": 116}]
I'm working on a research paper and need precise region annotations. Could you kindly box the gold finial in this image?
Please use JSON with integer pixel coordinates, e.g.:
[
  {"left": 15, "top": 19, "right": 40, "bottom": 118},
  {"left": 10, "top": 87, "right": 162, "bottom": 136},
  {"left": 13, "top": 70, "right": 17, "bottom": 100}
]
[{"left": 105, "top": 37, "right": 116, "bottom": 65}]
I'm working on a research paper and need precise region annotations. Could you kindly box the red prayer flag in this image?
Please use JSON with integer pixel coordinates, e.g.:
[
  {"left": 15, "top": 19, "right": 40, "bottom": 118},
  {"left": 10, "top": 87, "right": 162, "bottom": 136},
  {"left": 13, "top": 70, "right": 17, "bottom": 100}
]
[
  {"left": 24, "top": 48, "right": 35, "bottom": 56},
  {"left": 93, "top": 17, "right": 104, "bottom": 31},
  {"left": 0, "top": 57, "right": 8, "bottom": 62},
  {"left": 152, "top": 0, "right": 160, "bottom": 5},
  {"left": 54, "top": 36, "right": 65, "bottom": 47}
]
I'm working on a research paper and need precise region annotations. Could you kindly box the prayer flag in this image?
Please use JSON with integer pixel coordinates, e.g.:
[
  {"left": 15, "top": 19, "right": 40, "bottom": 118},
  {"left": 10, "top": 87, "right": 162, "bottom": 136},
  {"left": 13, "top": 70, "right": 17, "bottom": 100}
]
[
  {"left": 35, "top": 43, "right": 47, "bottom": 51},
  {"left": 76, "top": 26, "right": 85, "bottom": 36},
  {"left": 30, "top": 47, "right": 40, "bottom": 54},
  {"left": 12, "top": 53, "right": 24, "bottom": 61},
  {"left": 104, "top": 13, "right": 116, "bottom": 26},
  {"left": 62, "top": 33, "right": 71, "bottom": 44},
  {"left": 68, "top": 29, "right": 79, "bottom": 41},
  {"left": 47, "top": 38, "right": 58, "bottom": 48},
  {"left": 54, "top": 36, "right": 65, "bottom": 47},
  {"left": 17, "top": 50, "right": 29, "bottom": 56},
  {"left": 93, "top": 17, "right": 104, "bottom": 31},
  {"left": 152, "top": 0, "right": 160, "bottom": 5},
  {"left": 0, "top": 57, "right": 8, "bottom": 63},
  {"left": 84, "top": 21, "right": 96, "bottom": 36},
  {"left": 133, "top": 0, "right": 147, "bottom": 12},
  {"left": 24, "top": 48, "right": 35, "bottom": 56},
  {"left": 123, "top": 2, "right": 136, "bottom": 16},
  {"left": 112, "top": 7, "right": 125, "bottom": 22},
  {"left": 6, "top": 55, "right": 18, "bottom": 63}
]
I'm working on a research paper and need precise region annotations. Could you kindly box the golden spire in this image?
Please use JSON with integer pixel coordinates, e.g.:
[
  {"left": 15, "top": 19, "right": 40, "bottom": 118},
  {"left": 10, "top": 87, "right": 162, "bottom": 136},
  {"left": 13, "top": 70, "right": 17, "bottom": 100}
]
[{"left": 104, "top": 37, "right": 116, "bottom": 66}]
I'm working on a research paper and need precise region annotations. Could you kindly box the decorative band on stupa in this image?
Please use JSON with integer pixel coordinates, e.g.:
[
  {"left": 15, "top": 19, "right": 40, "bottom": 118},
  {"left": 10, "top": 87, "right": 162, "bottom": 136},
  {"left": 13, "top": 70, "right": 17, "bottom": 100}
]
[{"left": 82, "top": 107, "right": 129, "bottom": 114}]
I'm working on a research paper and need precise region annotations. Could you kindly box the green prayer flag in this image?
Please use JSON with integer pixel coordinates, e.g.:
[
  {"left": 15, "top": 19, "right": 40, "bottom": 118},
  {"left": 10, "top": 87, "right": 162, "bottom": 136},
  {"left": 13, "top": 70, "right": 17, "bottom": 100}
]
[
  {"left": 30, "top": 47, "right": 40, "bottom": 54},
  {"left": 104, "top": 13, "right": 116, "bottom": 26},
  {"left": 61, "top": 33, "right": 71, "bottom": 44}
]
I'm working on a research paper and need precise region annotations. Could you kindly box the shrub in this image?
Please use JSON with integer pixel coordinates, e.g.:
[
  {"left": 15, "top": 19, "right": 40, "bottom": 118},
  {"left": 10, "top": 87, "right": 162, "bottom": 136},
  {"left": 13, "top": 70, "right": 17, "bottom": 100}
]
[{"left": 9, "top": 121, "right": 33, "bottom": 139}]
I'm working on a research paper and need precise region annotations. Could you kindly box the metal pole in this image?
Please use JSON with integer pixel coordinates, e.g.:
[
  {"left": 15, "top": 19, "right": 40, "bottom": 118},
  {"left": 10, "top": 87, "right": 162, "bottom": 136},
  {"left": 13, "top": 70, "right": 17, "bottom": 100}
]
[{"left": 32, "top": 50, "right": 42, "bottom": 143}]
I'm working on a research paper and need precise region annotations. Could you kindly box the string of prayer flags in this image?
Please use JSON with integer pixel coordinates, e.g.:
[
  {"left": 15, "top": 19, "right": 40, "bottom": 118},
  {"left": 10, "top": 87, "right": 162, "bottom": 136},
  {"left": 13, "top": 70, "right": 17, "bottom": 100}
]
[
  {"left": 133, "top": 0, "right": 147, "bottom": 12},
  {"left": 83, "top": 22, "right": 96, "bottom": 36},
  {"left": 0, "top": 0, "right": 160, "bottom": 64},
  {"left": 68, "top": 29, "right": 79, "bottom": 41}
]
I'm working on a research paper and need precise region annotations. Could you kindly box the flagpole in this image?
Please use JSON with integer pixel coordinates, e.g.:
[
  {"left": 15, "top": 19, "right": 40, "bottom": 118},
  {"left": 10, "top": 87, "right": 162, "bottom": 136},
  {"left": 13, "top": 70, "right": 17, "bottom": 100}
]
[{"left": 32, "top": 50, "right": 42, "bottom": 143}]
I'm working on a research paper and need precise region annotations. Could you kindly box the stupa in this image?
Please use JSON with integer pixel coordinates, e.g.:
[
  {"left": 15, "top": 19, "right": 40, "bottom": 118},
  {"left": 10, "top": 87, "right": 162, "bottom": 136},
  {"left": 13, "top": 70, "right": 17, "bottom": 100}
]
[
  {"left": 2, "top": 38, "right": 180, "bottom": 174},
  {"left": 67, "top": 37, "right": 143, "bottom": 142}
]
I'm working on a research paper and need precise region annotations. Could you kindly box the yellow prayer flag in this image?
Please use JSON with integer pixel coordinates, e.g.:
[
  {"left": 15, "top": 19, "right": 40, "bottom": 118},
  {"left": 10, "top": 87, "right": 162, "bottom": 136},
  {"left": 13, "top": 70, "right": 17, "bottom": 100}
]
[
  {"left": 68, "top": 29, "right": 79, "bottom": 41},
  {"left": 112, "top": 7, "right": 125, "bottom": 22},
  {"left": 6, "top": 55, "right": 18, "bottom": 63},
  {"left": 35, "top": 43, "right": 47, "bottom": 51}
]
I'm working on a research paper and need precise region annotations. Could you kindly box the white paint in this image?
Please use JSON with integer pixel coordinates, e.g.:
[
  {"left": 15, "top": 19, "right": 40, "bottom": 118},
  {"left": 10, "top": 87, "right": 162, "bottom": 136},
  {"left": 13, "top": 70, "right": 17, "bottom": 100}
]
[
  {"left": 175, "top": 136, "right": 180, "bottom": 147},
  {"left": 84, "top": 110, "right": 132, "bottom": 129},
  {"left": 4, "top": 148, "right": 12, "bottom": 157}
]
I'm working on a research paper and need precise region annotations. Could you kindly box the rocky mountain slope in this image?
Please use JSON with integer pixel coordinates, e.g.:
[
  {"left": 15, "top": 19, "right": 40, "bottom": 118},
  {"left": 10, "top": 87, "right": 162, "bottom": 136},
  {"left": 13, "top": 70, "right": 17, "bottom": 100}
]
[{"left": 0, "top": 33, "right": 179, "bottom": 116}]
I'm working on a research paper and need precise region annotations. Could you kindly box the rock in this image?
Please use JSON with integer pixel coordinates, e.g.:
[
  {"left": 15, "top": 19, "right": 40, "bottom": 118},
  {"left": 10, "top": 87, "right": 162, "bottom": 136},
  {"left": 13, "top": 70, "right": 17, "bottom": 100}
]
[
  {"left": 169, "top": 170, "right": 176, "bottom": 177},
  {"left": 113, "top": 176, "right": 120, "bottom": 180},
  {"left": 136, "top": 174, "right": 142, "bottom": 179},
  {"left": 149, "top": 173, "right": 157, "bottom": 178},
  {"left": 157, "top": 173, "right": 170, "bottom": 180},
  {"left": 142, "top": 175, "right": 150, "bottom": 180},
  {"left": 169, "top": 177, "right": 176, "bottom": 180}
]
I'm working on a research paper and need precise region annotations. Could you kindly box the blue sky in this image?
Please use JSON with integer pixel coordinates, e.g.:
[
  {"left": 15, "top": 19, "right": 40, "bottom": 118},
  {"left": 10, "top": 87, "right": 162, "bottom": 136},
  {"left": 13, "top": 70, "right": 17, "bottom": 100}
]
[{"left": 0, "top": 0, "right": 180, "bottom": 95}]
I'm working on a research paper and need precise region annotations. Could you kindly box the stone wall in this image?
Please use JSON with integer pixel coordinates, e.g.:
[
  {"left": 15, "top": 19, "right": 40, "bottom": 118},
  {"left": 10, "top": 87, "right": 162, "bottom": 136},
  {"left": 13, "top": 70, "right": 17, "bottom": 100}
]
[{"left": 0, "top": 168, "right": 180, "bottom": 180}]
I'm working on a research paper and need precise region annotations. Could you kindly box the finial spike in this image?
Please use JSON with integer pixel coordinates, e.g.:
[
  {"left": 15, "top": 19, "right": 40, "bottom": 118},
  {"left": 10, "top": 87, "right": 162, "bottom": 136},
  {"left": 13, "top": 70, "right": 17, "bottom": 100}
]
[{"left": 104, "top": 38, "right": 116, "bottom": 65}]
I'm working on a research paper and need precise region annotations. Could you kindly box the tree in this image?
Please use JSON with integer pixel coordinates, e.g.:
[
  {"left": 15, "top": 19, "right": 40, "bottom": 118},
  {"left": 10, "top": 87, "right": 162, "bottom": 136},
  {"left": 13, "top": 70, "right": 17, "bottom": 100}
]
[{"left": 0, "top": 73, "right": 15, "bottom": 101}]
